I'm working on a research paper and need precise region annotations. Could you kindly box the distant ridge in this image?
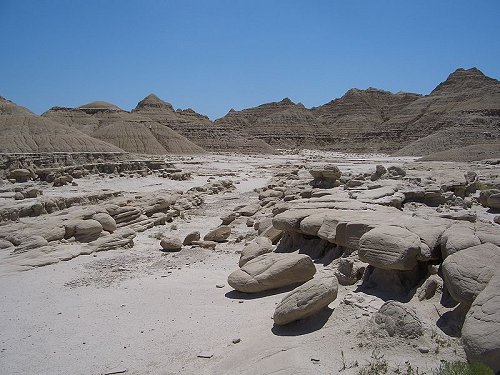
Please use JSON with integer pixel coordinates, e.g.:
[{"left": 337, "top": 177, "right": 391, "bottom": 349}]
[{"left": 3, "top": 67, "right": 499, "bottom": 156}]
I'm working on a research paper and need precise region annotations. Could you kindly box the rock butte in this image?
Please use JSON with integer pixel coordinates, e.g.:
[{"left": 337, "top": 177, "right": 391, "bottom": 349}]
[{"left": 0, "top": 67, "right": 499, "bottom": 374}]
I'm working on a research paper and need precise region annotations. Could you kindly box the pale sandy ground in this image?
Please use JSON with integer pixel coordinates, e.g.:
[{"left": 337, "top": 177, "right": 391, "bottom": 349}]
[{"left": 0, "top": 153, "right": 473, "bottom": 375}]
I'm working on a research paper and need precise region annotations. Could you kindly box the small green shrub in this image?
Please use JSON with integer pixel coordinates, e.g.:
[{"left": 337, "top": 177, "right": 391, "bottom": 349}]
[
  {"left": 358, "top": 351, "right": 388, "bottom": 375},
  {"left": 432, "top": 361, "right": 494, "bottom": 375}
]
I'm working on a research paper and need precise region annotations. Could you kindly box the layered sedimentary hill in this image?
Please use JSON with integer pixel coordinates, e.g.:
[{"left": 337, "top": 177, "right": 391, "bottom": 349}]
[
  {"left": 0, "top": 97, "right": 124, "bottom": 153},
  {"left": 215, "top": 98, "right": 333, "bottom": 149},
  {"left": 44, "top": 98, "right": 204, "bottom": 155},
  {"left": 4, "top": 67, "right": 500, "bottom": 156},
  {"left": 133, "top": 94, "right": 276, "bottom": 153},
  {"left": 214, "top": 91, "right": 423, "bottom": 151},
  {"left": 212, "top": 68, "right": 499, "bottom": 155},
  {"left": 311, "top": 88, "right": 421, "bottom": 152},
  {"left": 385, "top": 68, "right": 500, "bottom": 155}
]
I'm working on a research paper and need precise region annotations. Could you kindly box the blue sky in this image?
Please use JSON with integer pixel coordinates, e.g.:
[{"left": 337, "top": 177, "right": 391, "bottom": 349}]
[{"left": 1, "top": 0, "right": 499, "bottom": 119}]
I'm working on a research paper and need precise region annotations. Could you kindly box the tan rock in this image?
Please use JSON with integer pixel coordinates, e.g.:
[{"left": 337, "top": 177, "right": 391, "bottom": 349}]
[
  {"left": 273, "top": 273, "right": 338, "bottom": 325},
  {"left": 228, "top": 253, "right": 316, "bottom": 293},
  {"left": 239, "top": 237, "right": 273, "bottom": 267},
  {"left": 204, "top": 226, "right": 231, "bottom": 242},
  {"left": 359, "top": 225, "right": 423, "bottom": 270},
  {"left": 442, "top": 243, "right": 500, "bottom": 305}
]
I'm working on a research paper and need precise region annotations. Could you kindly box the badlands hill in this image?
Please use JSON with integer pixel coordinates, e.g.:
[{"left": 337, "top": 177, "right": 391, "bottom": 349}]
[
  {"left": 132, "top": 94, "right": 276, "bottom": 153},
  {"left": 1, "top": 67, "right": 498, "bottom": 156},
  {"left": 44, "top": 100, "right": 204, "bottom": 155},
  {"left": 214, "top": 68, "right": 499, "bottom": 155},
  {"left": 0, "top": 97, "right": 123, "bottom": 153}
]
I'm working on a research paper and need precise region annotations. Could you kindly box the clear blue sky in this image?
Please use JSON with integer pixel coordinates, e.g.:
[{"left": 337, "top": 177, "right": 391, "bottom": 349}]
[{"left": 1, "top": 0, "right": 499, "bottom": 119}]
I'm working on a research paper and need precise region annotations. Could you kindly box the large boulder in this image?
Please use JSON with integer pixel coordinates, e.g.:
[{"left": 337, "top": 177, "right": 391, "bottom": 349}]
[
  {"left": 65, "top": 219, "right": 103, "bottom": 241},
  {"left": 92, "top": 212, "right": 117, "bottom": 233},
  {"left": 239, "top": 237, "right": 273, "bottom": 267},
  {"left": 358, "top": 226, "right": 423, "bottom": 270},
  {"left": 309, "top": 165, "right": 341, "bottom": 187},
  {"left": 479, "top": 189, "right": 500, "bottom": 209},
  {"left": 8, "top": 169, "right": 33, "bottom": 183},
  {"left": 160, "top": 236, "right": 182, "bottom": 252},
  {"left": 462, "top": 271, "right": 500, "bottom": 373},
  {"left": 442, "top": 243, "right": 500, "bottom": 305},
  {"left": 370, "top": 301, "right": 423, "bottom": 338},
  {"left": 204, "top": 226, "right": 231, "bottom": 242},
  {"left": 273, "top": 273, "right": 338, "bottom": 325},
  {"left": 440, "top": 222, "right": 481, "bottom": 259},
  {"left": 227, "top": 253, "right": 316, "bottom": 293},
  {"left": 183, "top": 231, "right": 200, "bottom": 245}
]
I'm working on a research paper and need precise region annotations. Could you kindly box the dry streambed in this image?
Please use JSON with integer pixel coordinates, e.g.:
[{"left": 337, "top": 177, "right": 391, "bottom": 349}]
[{"left": 0, "top": 152, "right": 499, "bottom": 375}]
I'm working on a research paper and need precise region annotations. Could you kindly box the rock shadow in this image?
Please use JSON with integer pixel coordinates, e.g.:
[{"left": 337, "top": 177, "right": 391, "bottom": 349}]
[
  {"left": 436, "top": 303, "right": 468, "bottom": 337},
  {"left": 271, "top": 307, "right": 334, "bottom": 336},
  {"left": 225, "top": 284, "right": 297, "bottom": 300},
  {"left": 353, "top": 265, "right": 427, "bottom": 303}
]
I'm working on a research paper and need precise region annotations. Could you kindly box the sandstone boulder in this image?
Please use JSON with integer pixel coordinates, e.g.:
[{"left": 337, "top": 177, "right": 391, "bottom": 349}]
[
  {"left": 440, "top": 222, "right": 481, "bottom": 259},
  {"left": 204, "top": 226, "right": 231, "bottom": 242},
  {"left": 358, "top": 226, "right": 423, "bottom": 270},
  {"left": 92, "top": 212, "right": 117, "bottom": 233},
  {"left": 238, "top": 237, "right": 273, "bottom": 267},
  {"left": 94, "top": 228, "right": 136, "bottom": 252},
  {"left": 260, "top": 226, "right": 283, "bottom": 244},
  {"left": 183, "top": 231, "right": 200, "bottom": 245},
  {"left": 442, "top": 243, "right": 500, "bottom": 305},
  {"left": 238, "top": 203, "right": 260, "bottom": 217},
  {"left": 228, "top": 253, "right": 316, "bottom": 293},
  {"left": 65, "top": 219, "right": 103, "bottom": 240},
  {"left": 220, "top": 213, "right": 237, "bottom": 225},
  {"left": 8, "top": 169, "right": 32, "bottom": 183},
  {"left": 479, "top": 189, "right": 500, "bottom": 209},
  {"left": 462, "top": 271, "right": 500, "bottom": 373},
  {"left": 160, "top": 236, "right": 182, "bottom": 252},
  {"left": 273, "top": 273, "right": 338, "bottom": 325}
]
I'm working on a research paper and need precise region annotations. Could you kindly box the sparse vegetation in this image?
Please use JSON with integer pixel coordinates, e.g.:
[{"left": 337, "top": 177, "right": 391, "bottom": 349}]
[
  {"left": 358, "top": 350, "right": 388, "bottom": 375},
  {"left": 432, "top": 361, "right": 494, "bottom": 375}
]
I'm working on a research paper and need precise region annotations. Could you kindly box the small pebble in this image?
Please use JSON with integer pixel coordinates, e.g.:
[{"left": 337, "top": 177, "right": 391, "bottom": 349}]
[
  {"left": 216, "top": 284, "right": 225, "bottom": 288},
  {"left": 232, "top": 338, "right": 241, "bottom": 344}
]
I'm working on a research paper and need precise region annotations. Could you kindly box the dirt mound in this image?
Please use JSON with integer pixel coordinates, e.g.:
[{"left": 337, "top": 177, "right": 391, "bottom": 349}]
[{"left": 419, "top": 143, "right": 500, "bottom": 162}]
